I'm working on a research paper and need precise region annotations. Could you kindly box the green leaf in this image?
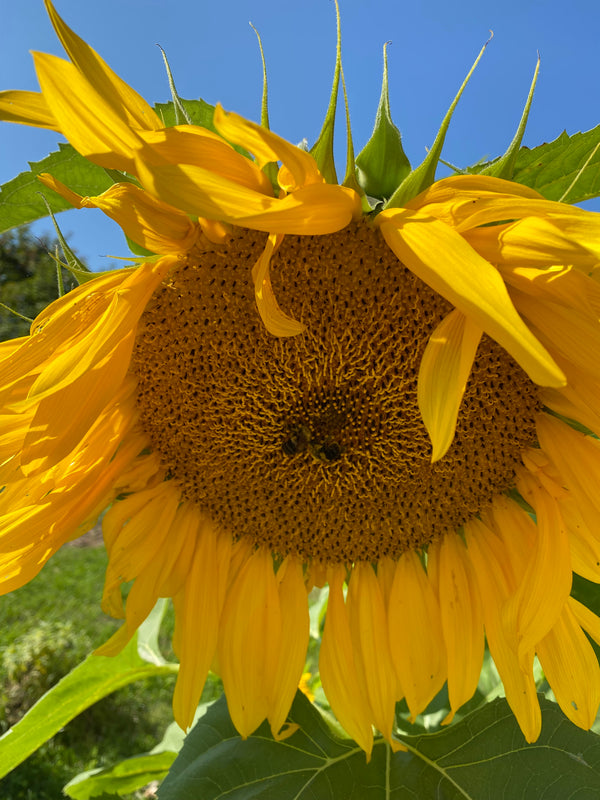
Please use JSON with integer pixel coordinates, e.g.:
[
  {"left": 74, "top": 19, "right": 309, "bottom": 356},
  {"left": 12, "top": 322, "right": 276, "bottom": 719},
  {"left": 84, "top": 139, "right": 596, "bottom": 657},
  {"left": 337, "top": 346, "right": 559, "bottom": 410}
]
[
  {"left": 154, "top": 98, "right": 217, "bottom": 132},
  {"left": 355, "top": 43, "right": 411, "bottom": 201},
  {"left": 511, "top": 126, "right": 600, "bottom": 203},
  {"left": 0, "top": 634, "right": 178, "bottom": 778},
  {"left": 63, "top": 752, "right": 176, "bottom": 800},
  {"left": 0, "top": 143, "right": 114, "bottom": 233},
  {"left": 63, "top": 702, "right": 213, "bottom": 799},
  {"left": 159, "top": 691, "right": 600, "bottom": 799}
]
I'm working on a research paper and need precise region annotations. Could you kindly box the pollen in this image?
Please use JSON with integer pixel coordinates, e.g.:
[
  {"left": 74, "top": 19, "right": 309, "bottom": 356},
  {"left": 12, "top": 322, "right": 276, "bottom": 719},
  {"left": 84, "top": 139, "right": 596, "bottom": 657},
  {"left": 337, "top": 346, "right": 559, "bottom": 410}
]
[{"left": 131, "top": 221, "right": 541, "bottom": 562}]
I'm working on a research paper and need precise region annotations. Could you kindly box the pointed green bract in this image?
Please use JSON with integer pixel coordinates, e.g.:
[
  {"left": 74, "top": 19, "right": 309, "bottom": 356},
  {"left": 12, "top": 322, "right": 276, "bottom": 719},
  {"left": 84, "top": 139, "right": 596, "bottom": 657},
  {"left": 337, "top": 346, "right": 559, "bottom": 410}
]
[
  {"left": 250, "top": 23, "right": 270, "bottom": 131},
  {"left": 159, "top": 45, "right": 192, "bottom": 126},
  {"left": 340, "top": 66, "right": 365, "bottom": 201},
  {"left": 38, "top": 193, "right": 90, "bottom": 283},
  {"left": 309, "top": 0, "right": 341, "bottom": 184},
  {"left": 386, "top": 37, "right": 491, "bottom": 208},
  {"left": 355, "top": 43, "right": 410, "bottom": 202},
  {"left": 481, "top": 56, "right": 540, "bottom": 181}
]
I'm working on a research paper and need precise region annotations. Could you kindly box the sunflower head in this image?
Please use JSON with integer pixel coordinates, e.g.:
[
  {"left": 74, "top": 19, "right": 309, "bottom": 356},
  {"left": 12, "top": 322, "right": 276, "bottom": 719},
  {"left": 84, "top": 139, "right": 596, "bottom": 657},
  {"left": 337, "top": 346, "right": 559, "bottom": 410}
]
[{"left": 2, "top": 0, "right": 600, "bottom": 761}]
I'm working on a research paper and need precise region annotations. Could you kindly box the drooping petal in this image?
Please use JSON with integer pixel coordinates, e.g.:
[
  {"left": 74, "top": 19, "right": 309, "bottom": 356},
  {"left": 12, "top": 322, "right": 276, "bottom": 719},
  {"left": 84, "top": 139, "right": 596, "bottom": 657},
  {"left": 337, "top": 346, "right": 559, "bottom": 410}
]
[
  {"left": 511, "top": 466, "right": 572, "bottom": 663},
  {"left": 346, "top": 562, "right": 398, "bottom": 745},
  {"left": 431, "top": 535, "right": 484, "bottom": 722},
  {"left": 320, "top": 565, "right": 374, "bottom": 757},
  {"left": 376, "top": 208, "right": 565, "bottom": 388},
  {"left": 387, "top": 550, "right": 447, "bottom": 719},
  {"left": 464, "top": 517, "right": 541, "bottom": 741},
  {"left": 169, "top": 517, "right": 231, "bottom": 730},
  {"left": 537, "top": 604, "right": 600, "bottom": 730},
  {"left": 218, "top": 547, "right": 281, "bottom": 738},
  {"left": 417, "top": 308, "right": 482, "bottom": 461},
  {"left": 268, "top": 558, "right": 310, "bottom": 740}
]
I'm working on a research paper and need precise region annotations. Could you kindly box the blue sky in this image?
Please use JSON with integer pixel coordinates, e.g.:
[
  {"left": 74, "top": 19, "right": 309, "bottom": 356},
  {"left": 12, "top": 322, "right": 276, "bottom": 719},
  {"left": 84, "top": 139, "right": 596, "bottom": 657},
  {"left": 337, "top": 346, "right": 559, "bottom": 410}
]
[{"left": 2, "top": 0, "right": 599, "bottom": 271}]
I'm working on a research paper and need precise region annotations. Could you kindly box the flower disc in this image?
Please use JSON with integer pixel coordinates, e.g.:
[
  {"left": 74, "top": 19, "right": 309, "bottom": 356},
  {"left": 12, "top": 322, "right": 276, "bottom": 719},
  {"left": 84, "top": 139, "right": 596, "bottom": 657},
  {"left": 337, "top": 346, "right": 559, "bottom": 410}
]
[{"left": 132, "top": 221, "right": 540, "bottom": 562}]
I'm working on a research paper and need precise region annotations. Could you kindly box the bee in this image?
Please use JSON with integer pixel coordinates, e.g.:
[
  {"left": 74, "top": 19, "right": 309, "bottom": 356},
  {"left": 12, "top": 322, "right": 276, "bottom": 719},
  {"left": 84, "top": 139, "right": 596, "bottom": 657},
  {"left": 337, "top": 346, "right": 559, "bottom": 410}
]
[
  {"left": 309, "top": 440, "right": 342, "bottom": 462},
  {"left": 282, "top": 425, "right": 312, "bottom": 456}
]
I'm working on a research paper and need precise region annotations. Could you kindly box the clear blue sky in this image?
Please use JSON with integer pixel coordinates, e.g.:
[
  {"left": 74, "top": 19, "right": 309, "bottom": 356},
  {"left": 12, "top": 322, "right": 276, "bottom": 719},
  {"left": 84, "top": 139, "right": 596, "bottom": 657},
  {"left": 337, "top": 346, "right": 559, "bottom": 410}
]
[{"left": 2, "top": 0, "right": 599, "bottom": 271}]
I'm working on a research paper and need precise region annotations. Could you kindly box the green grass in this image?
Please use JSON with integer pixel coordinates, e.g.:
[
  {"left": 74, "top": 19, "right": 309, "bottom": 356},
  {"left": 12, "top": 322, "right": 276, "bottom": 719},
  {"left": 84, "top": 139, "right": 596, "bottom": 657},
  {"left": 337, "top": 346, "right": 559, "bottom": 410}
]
[{"left": 0, "top": 543, "right": 179, "bottom": 800}]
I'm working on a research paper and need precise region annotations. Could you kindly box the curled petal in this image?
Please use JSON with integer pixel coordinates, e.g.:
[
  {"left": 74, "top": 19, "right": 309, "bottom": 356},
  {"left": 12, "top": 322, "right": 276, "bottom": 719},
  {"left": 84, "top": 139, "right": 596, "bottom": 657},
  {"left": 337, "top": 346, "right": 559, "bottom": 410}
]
[
  {"left": 252, "top": 234, "right": 305, "bottom": 336},
  {"left": 418, "top": 308, "right": 482, "bottom": 461},
  {"left": 214, "top": 104, "right": 323, "bottom": 190}
]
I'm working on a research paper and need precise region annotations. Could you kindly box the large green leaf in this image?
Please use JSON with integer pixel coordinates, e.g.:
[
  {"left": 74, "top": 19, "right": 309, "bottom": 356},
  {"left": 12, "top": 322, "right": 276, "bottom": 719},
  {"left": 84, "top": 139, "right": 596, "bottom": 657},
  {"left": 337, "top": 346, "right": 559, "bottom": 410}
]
[
  {"left": 471, "top": 126, "right": 600, "bottom": 204},
  {"left": 0, "top": 143, "right": 114, "bottom": 233},
  {"left": 158, "top": 691, "right": 600, "bottom": 800},
  {"left": 511, "top": 126, "right": 600, "bottom": 202},
  {"left": 0, "top": 601, "right": 178, "bottom": 778}
]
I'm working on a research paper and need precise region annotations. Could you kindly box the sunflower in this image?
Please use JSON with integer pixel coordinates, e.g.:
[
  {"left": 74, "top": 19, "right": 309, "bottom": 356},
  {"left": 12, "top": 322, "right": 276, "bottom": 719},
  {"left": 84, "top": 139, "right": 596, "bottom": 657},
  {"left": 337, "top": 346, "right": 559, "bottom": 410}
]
[{"left": 3, "top": 0, "right": 600, "bottom": 758}]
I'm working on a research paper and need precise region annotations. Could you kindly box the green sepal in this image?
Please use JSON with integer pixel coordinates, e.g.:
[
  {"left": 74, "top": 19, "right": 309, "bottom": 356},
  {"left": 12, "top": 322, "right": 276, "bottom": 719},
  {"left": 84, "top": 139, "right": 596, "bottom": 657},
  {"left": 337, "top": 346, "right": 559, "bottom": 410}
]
[
  {"left": 340, "top": 66, "right": 366, "bottom": 202},
  {"left": 386, "top": 37, "right": 491, "bottom": 208},
  {"left": 480, "top": 56, "right": 540, "bottom": 181},
  {"left": 159, "top": 45, "right": 192, "bottom": 125},
  {"left": 355, "top": 43, "right": 410, "bottom": 201},
  {"left": 250, "top": 22, "right": 279, "bottom": 189},
  {"left": 38, "top": 193, "right": 91, "bottom": 285},
  {"left": 309, "top": 0, "right": 341, "bottom": 184}
]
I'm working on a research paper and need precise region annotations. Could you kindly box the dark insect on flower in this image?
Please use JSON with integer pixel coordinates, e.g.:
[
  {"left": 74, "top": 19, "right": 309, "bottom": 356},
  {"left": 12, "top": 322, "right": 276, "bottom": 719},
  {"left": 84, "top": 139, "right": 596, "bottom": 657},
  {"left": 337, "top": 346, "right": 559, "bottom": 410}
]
[
  {"left": 281, "top": 425, "right": 312, "bottom": 456},
  {"left": 310, "top": 441, "right": 342, "bottom": 462}
]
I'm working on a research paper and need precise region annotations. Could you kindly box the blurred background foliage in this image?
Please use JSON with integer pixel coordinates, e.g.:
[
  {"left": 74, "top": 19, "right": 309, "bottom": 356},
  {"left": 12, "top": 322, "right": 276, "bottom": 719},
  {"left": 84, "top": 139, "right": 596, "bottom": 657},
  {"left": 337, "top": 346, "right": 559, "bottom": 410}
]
[{"left": 0, "top": 225, "right": 77, "bottom": 341}]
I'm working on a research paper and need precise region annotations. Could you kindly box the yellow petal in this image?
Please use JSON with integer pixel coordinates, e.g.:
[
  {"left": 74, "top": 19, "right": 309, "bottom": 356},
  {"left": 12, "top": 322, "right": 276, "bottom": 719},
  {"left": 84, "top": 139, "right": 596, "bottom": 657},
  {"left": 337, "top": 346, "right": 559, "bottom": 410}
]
[
  {"left": 320, "top": 565, "right": 374, "bottom": 756},
  {"left": 252, "top": 234, "right": 306, "bottom": 336},
  {"left": 512, "top": 466, "right": 572, "bottom": 662},
  {"left": 511, "top": 287, "right": 600, "bottom": 383},
  {"left": 432, "top": 535, "right": 484, "bottom": 721},
  {"left": 536, "top": 412, "right": 600, "bottom": 517},
  {"left": 560, "top": 497, "right": 600, "bottom": 583},
  {"left": 138, "top": 125, "right": 273, "bottom": 195},
  {"left": 33, "top": 51, "right": 142, "bottom": 172},
  {"left": 18, "top": 259, "right": 173, "bottom": 471},
  {"left": 169, "top": 517, "right": 228, "bottom": 729},
  {"left": 464, "top": 517, "right": 541, "bottom": 741},
  {"left": 214, "top": 104, "right": 323, "bottom": 190},
  {"left": 0, "top": 90, "right": 58, "bottom": 129},
  {"left": 347, "top": 562, "right": 397, "bottom": 743},
  {"left": 537, "top": 604, "right": 600, "bottom": 730},
  {"left": 418, "top": 308, "right": 482, "bottom": 462},
  {"left": 387, "top": 550, "right": 447, "bottom": 719},
  {"left": 268, "top": 558, "right": 310, "bottom": 740},
  {"left": 136, "top": 154, "right": 359, "bottom": 235},
  {"left": 44, "top": 0, "right": 161, "bottom": 133},
  {"left": 218, "top": 547, "right": 281, "bottom": 738},
  {"left": 465, "top": 216, "right": 600, "bottom": 271},
  {"left": 40, "top": 174, "right": 202, "bottom": 254},
  {"left": 377, "top": 208, "right": 565, "bottom": 388}
]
